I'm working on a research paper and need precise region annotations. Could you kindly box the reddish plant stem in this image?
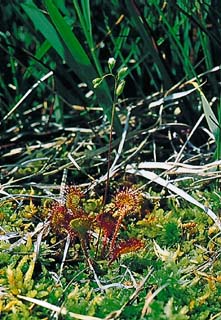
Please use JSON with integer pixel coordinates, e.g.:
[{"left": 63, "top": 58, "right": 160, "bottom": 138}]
[{"left": 109, "top": 212, "right": 125, "bottom": 255}]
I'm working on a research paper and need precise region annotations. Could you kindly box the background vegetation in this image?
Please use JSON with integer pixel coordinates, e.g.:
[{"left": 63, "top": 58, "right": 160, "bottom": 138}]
[{"left": 1, "top": 1, "right": 221, "bottom": 319}]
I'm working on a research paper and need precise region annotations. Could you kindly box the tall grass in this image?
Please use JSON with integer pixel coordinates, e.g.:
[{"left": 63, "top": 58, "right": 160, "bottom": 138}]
[{"left": 1, "top": 0, "right": 221, "bottom": 157}]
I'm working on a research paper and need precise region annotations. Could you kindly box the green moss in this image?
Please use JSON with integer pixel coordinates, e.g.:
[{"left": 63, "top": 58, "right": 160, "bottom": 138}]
[
  {"left": 1, "top": 188, "right": 221, "bottom": 319},
  {"left": 160, "top": 221, "right": 182, "bottom": 246}
]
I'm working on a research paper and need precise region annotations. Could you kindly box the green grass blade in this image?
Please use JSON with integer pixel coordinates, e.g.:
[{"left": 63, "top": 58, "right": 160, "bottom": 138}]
[
  {"left": 126, "top": 1, "right": 173, "bottom": 89},
  {"left": 215, "top": 101, "right": 221, "bottom": 159},
  {"left": 73, "top": 0, "right": 104, "bottom": 78},
  {"left": 21, "top": 2, "right": 66, "bottom": 60},
  {"left": 23, "top": 40, "right": 52, "bottom": 80},
  {"left": 81, "top": 0, "right": 91, "bottom": 37},
  {"left": 74, "top": 0, "right": 92, "bottom": 46},
  {"left": 44, "top": 0, "right": 94, "bottom": 68},
  {"left": 34, "top": 40, "right": 52, "bottom": 61},
  {"left": 152, "top": 2, "right": 197, "bottom": 80}
]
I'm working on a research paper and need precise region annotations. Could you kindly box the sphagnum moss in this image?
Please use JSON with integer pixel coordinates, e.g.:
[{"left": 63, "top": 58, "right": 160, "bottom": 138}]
[{"left": 1, "top": 186, "right": 221, "bottom": 319}]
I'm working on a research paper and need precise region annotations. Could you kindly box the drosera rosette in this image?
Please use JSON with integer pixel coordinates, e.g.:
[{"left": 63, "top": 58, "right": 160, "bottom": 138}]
[{"left": 49, "top": 185, "right": 145, "bottom": 267}]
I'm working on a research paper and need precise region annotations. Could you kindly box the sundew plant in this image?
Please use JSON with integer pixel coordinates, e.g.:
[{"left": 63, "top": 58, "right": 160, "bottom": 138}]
[{"left": 1, "top": 1, "right": 221, "bottom": 319}]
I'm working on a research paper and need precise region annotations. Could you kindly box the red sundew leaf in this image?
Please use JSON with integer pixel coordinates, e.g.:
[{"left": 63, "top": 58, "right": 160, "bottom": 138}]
[
  {"left": 114, "top": 188, "right": 142, "bottom": 215},
  {"left": 50, "top": 202, "right": 67, "bottom": 234},
  {"left": 110, "top": 238, "right": 144, "bottom": 263},
  {"left": 65, "top": 185, "right": 84, "bottom": 212},
  {"left": 96, "top": 212, "right": 117, "bottom": 239}
]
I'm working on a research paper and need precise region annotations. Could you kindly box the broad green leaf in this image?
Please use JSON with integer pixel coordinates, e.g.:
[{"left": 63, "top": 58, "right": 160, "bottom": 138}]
[
  {"left": 44, "top": 0, "right": 94, "bottom": 69},
  {"left": 21, "top": 2, "right": 65, "bottom": 60}
]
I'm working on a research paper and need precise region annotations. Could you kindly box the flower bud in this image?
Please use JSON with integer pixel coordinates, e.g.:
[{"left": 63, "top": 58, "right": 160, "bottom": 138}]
[
  {"left": 92, "top": 77, "right": 103, "bottom": 88},
  {"left": 108, "top": 57, "right": 116, "bottom": 72},
  {"left": 116, "top": 80, "right": 125, "bottom": 96},
  {"left": 117, "top": 66, "right": 128, "bottom": 79}
]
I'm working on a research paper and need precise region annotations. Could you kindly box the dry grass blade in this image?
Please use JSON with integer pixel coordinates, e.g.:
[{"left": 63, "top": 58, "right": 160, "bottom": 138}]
[
  {"left": 33, "top": 221, "right": 50, "bottom": 262},
  {"left": 149, "top": 85, "right": 204, "bottom": 109},
  {"left": 17, "top": 294, "right": 104, "bottom": 320},
  {"left": 1, "top": 71, "right": 53, "bottom": 124},
  {"left": 88, "top": 106, "right": 132, "bottom": 191},
  {"left": 133, "top": 160, "right": 221, "bottom": 176},
  {"left": 174, "top": 114, "right": 205, "bottom": 163},
  {"left": 109, "top": 105, "right": 132, "bottom": 174},
  {"left": 188, "top": 81, "right": 218, "bottom": 138},
  {"left": 141, "top": 284, "right": 168, "bottom": 317},
  {"left": 58, "top": 234, "right": 70, "bottom": 281}
]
